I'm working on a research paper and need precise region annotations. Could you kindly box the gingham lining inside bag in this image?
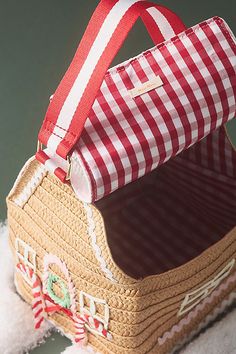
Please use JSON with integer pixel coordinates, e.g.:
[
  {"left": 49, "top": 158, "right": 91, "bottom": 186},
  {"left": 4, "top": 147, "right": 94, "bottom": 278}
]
[
  {"left": 96, "top": 126, "right": 236, "bottom": 278},
  {"left": 36, "top": 0, "right": 236, "bottom": 203}
]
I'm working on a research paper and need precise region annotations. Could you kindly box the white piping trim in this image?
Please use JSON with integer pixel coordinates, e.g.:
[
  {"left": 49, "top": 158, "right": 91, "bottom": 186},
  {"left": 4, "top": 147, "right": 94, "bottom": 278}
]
[
  {"left": 70, "top": 151, "right": 93, "bottom": 203},
  {"left": 13, "top": 162, "right": 47, "bottom": 207},
  {"left": 83, "top": 202, "right": 117, "bottom": 283}
]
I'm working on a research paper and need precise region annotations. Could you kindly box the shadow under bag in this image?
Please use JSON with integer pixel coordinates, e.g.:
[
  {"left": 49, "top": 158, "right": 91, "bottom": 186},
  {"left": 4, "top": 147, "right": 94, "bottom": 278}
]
[{"left": 7, "top": 0, "right": 236, "bottom": 353}]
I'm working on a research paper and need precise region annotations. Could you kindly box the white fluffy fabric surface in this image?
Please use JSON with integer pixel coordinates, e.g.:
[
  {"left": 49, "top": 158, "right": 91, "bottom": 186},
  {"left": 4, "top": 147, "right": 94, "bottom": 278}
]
[
  {"left": 61, "top": 345, "right": 100, "bottom": 354},
  {"left": 0, "top": 222, "right": 52, "bottom": 354},
  {"left": 0, "top": 221, "right": 236, "bottom": 354}
]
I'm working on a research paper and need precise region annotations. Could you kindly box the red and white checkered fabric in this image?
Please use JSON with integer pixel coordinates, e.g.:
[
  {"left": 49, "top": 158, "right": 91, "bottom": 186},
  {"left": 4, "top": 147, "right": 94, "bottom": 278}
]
[
  {"left": 77, "top": 17, "right": 236, "bottom": 201},
  {"left": 36, "top": 0, "right": 236, "bottom": 203},
  {"left": 97, "top": 127, "right": 236, "bottom": 278}
]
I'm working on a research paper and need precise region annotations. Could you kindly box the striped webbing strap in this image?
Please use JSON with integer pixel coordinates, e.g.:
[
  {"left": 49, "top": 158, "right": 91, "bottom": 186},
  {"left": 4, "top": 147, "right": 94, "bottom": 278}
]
[{"left": 36, "top": 0, "right": 185, "bottom": 180}]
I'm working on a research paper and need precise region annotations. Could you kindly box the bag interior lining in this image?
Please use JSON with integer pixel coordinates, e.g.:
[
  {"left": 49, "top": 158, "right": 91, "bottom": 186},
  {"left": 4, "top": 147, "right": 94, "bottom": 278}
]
[{"left": 96, "top": 127, "right": 236, "bottom": 279}]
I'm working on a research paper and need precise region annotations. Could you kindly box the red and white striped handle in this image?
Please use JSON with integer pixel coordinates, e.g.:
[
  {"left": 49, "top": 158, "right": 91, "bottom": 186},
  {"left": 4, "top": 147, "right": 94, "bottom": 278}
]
[{"left": 37, "top": 0, "right": 185, "bottom": 172}]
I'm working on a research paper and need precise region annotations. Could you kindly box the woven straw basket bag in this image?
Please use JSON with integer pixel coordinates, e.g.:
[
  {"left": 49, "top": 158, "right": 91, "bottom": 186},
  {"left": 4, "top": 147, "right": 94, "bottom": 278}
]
[{"left": 7, "top": 0, "right": 236, "bottom": 353}]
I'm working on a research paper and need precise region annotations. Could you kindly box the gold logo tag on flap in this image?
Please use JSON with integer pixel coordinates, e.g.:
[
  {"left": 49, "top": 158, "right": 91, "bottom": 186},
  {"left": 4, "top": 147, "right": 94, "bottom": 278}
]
[{"left": 129, "top": 76, "right": 164, "bottom": 98}]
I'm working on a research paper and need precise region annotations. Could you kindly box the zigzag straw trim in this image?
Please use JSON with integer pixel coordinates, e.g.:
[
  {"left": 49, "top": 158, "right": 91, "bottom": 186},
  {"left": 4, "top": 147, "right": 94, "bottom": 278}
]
[
  {"left": 159, "top": 269, "right": 236, "bottom": 346},
  {"left": 170, "top": 290, "right": 236, "bottom": 354},
  {"left": 83, "top": 202, "right": 117, "bottom": 282}
]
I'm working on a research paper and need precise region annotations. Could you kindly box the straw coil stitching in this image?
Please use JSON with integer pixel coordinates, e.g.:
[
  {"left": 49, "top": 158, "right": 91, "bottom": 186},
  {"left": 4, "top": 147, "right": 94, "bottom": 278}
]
[
  {"left": 170, "top": 289, "right": 236, "bottom": 354},
  {"left": 83, "top": 202, "right": 117, "bottom": 283},
  {"left": 158, "top": 269, "right": 236, "bottom": 345},
  {"left": 17, "top": 255, "right": 112, "bottom": 346},
  {"left": 14, "top": 164, "right": 47, "bottom": 207},
  {"left": 15, "top": 261, "right": 236, "bottom": 354},
  {"left": 11, "top": 204, "right": 236, "bottom": 318},
  {"left": 10, "top": 205, "right": 236, "bottom": 321}
]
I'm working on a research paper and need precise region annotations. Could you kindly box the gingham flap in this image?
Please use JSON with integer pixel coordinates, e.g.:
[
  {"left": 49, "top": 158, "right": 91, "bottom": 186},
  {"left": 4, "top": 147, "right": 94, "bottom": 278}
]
[
  {"left": 36, "top": 2, "right": 236, "bottom": 203},
  {"left": 75, "top": 17, "right": 236, "bottom": 201}
]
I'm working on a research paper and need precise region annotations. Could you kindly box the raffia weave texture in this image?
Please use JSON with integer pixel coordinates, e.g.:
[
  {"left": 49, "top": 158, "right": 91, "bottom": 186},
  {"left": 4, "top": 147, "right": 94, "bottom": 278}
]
[{"left": 7, "top": 154, "right": 236, "bottom": 353}]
